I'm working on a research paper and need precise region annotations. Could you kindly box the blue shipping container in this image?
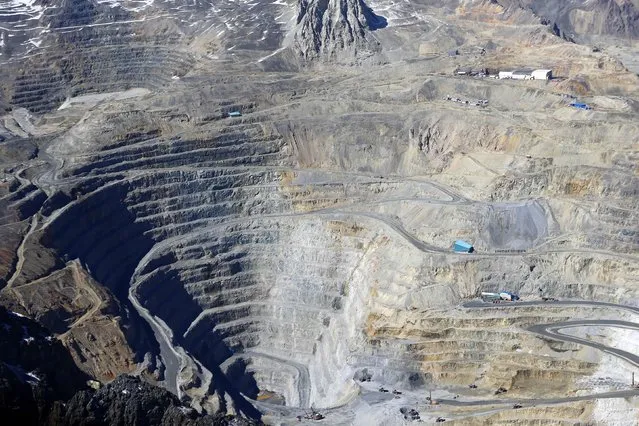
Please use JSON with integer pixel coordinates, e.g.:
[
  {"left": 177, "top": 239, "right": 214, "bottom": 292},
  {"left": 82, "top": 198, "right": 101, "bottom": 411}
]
[{"left": 454, "top": 240, "right": 474, "bottom": 253}]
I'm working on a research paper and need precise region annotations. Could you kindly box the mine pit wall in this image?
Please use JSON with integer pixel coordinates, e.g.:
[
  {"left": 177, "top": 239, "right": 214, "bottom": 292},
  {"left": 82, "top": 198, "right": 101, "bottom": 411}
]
[
  {"left": 7, "top": 0, "right": 194, "bottom": 114},
  {"left": 226, "top": 217, "right": 373, "bottom": 408},
  {"left": 511, "top": 251, "right": 639, "bottom": 304},
  {"left": 357, "top": 250, "right": 482, "bottom": 382},
  {"left": 252, "top": 211, "right": 639, "bottom": 407},
  {"left": 300, "top": 219, "right": 380, "bottom": 408},
  {"left": 41, "top": 183, "right": 155, "bottom": 298},
  {"left": 305, "top": 228, "right": 487, "bottom": 402},
  {"left": 354, "top": 244, "right": 639, "bottom": 390},
  {"left": 35, "top": 112, "right": 639, "bottom": 411},
  {"left": 244, "top": 356, "right": 300, "bottom": 405},
  {"left": 38, "top": 182, "right": 165, "bottom": 372},
  {"left": 41, "top": 124, "right": 297, "bottom": 402},
  {"left": 133, "top": 269, "right": 204, "bottom": 341},
  {"left": 37, "top": 174, "right": 639, "bottom": 409}
]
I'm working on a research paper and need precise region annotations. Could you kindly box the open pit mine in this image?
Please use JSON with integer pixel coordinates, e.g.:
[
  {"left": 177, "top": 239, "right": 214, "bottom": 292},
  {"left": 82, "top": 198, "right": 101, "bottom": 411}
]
[{"left": 1, "top": 0, "right": 639, "bottom": 424}]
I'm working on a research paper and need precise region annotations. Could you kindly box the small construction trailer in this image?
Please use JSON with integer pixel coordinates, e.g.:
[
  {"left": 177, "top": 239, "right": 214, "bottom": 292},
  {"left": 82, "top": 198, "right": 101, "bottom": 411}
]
[
  {"left": 228, "top": 111, "right": 242, "bottom": 117},
  {"left": 481, "top": 291, "right": 520, "bottom": 303},
  {"left": 453, "top": 240, "right": 474, "bottom": 253},
  {"left": 499, "top": 292, "right": 520, "bottom": 301}
]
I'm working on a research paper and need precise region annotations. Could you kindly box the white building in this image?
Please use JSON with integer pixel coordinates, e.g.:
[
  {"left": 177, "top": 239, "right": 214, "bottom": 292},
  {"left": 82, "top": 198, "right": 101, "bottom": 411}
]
[
  {"left": 511, "top": 70, "right": 533, "bottom": 80},
  {"left": 531, "top": 69, "right": 552, "bottom": 80},
  {"left": 499, "top": 69, "right": 553, "bottom": 80}
]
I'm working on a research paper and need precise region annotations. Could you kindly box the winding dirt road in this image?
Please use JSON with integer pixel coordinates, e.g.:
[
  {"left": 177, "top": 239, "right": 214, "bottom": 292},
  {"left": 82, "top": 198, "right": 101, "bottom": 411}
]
[
  {"left": 437, "top": 300, "right": 639, "bottom": 408},
  {"left": 58, "top": 261, "right": 104, "bottom": 340},
  {"left": 6, "top": 215, "right": 38, "bottom": 288}
]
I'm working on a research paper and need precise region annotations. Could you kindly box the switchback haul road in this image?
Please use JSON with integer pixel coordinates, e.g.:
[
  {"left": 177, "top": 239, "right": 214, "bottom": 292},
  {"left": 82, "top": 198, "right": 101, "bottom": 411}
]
[{"left": 434, "top": 299, "right": 639, "bottom": 408}]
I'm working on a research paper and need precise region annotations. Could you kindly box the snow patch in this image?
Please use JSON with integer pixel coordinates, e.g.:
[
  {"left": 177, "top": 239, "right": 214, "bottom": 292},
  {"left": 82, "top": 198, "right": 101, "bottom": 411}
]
[
  {"left": 0, "top": 0, "right": 44, "bottom": 13},
  {"left": 4, "top": 364, "right": 41, "bottom": 385},
  {"left": 21, "top": 325, "right": 35, "bottom": 344},
  {"left": 27, "top": 38, "right": 42, "bottom": 47},
  {"left": 257, "top": 46, "right": 285, "bottom": 63},
  {"left": 95, "top": 0, "right": 155, "bottom": 13},
  {"left": 26, "top": 371, "right": 40, "bottom": 382}
]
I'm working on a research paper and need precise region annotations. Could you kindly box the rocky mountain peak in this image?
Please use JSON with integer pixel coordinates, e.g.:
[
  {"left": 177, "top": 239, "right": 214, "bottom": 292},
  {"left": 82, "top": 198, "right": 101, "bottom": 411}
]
[{"left": 293, "top": 0, "right": 385, "bottom": 63}]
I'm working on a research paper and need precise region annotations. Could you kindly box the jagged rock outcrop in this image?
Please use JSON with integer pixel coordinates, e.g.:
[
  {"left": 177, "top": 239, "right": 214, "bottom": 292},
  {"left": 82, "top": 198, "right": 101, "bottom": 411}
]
[
  {"left": 54, "top": 375, "right": 260, "bottom": 426},
  {"left": 294, "top": 0, "right": 384, "bottom": 62},
  {"left": 0, "top": 306, "right": 88, "bottom": 425}
]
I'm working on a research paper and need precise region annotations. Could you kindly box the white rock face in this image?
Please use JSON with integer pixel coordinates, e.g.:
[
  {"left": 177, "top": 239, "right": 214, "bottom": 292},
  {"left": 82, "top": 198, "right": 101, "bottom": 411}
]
[{"left": 592, "top": 397, "right": 639, "bottom": 426}]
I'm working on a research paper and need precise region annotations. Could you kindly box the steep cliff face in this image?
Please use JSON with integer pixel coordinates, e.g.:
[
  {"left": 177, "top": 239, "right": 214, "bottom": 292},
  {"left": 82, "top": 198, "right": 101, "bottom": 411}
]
[
  {"left": 294, "top": 0, "right": 384, "bottom": 62},
  {"left": 504, "top": 0, "right": 639, "bottom": 40}
]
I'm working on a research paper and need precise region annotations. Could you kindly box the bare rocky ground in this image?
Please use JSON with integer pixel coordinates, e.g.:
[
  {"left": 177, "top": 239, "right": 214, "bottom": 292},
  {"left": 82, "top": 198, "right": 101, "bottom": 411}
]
[{"left": 1, "top": 0, "right": 639, "bottom": 424}]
